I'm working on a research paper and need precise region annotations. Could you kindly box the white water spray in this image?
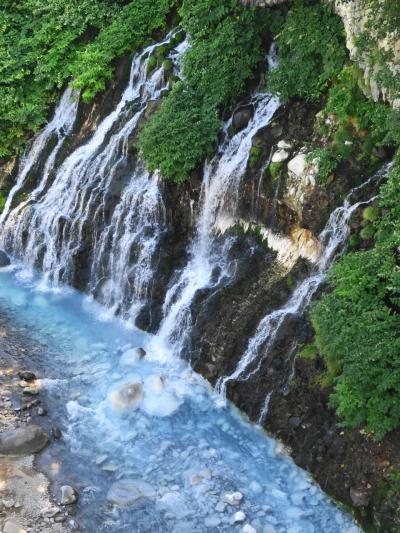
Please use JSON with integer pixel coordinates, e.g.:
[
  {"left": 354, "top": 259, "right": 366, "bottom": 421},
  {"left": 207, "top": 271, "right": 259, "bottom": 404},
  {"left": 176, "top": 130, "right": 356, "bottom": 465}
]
[
  {"left": 153, "top": 47, "right": 280, "bottom": 357},
  {"left": 1, "top": 33, "right": 186, "bottom": 324},
  {"left": 0, "top": 87, "right": 79, "bottom": 227}
]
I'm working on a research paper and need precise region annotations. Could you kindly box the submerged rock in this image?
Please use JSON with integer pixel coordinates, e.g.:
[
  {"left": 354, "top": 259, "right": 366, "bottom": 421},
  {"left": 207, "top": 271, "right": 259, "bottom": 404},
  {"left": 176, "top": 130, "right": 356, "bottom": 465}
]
[
  {"left": 0, "top": 250, "right": 10, "bottom": 267},
  {"left": 108, "top": 379, "right": 144, "bottom": 412},
  {"left": 222, "top": 492, "right": 243, "bottom": 506},
  {"left": 60, "top": 485, "right": 78, "bottom": 505},
  {"left": 107, "top": 479, "right": 155, "bottom": 507},
  {"left": 0, "top": 425, "right": 49, "bottom": 455}
]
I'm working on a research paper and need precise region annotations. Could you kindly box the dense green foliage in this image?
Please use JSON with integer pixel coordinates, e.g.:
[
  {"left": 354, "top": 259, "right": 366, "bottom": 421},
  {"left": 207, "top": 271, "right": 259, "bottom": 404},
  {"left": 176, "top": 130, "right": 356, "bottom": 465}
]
[
  {"left": 0, "top": 0, "right": 175, "bottom": 158},
  {"left": 309, "top": 66, "right": 399, "bottom": 183},
  {"left": 139, "top": 0, "right": 269, "bottom": 182},
  {"left": 267, "top": 0, "right": 347, "bottom": 102},
  {"left": 312, "top": 157, "right": 400, "bottom": 440}
]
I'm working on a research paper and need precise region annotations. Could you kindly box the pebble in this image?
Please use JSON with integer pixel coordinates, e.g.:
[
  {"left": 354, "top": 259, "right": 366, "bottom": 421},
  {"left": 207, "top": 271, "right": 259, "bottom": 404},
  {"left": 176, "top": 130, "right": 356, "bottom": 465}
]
[
  {"left": 222, "top": 492, "right": 243, "bottom": 506},
  {"left": 3, "top": 499, "right": 15, "bottom": 508},
  {"left": 37, "top": 407, "right": 47, "bottom": 416},
  {"left": 18, "top": 371, "right": 37, "bottom": 381},
  {"left": 233, "top": 511, "right": 246, "bottom": 523},
  {"left": 60, "top": 485, "right": 78, "bottom": 505},
  {"left": 249, "top": 481, "right": 263, "bottom": 495},
  {"left": 204, "top": 515, "right": 221, "bottom": 528},
  {"left": 95, "top": 454, "right": 108, "bottom": 466},
  {"left": 215, "top": 501, "right": 226, "bottom": 513},
  {"left": 23, "top": 387, "right": 39, "bottom": 395},
  {"left": 52, "top": 427, "right": 62, "bottom": 439},
  {"left": 242, "top": 525, "right": 257, "bottom": 533}
]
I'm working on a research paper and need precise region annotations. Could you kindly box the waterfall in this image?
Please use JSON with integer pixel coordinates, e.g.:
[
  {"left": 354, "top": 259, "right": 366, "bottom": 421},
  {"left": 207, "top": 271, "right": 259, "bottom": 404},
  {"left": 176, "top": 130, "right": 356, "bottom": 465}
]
[
  {"left": 0, "top": 86, "right": 79, "bottom": 227},
  {"left": 1, "top": 33, "right": 187, "bottom": 324},
  {"left": 153, "top": 47, "right": 280, "bottom": 357},
  {"left": 215, "top": 164, "right": 391, "bottom": 401}
]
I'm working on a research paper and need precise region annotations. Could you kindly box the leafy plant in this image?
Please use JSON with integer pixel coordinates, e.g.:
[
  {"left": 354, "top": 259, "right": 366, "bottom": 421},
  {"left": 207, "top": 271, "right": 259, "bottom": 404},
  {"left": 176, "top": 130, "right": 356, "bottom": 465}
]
[
  {"left": 139, "top": 0, "right": 269, "bottom": 182},
  {"left": 267, "top": 0, "right": 347, "bottom": 102},
  {"left": 311, "top": 156, "right": 400, "bottom": 440}
]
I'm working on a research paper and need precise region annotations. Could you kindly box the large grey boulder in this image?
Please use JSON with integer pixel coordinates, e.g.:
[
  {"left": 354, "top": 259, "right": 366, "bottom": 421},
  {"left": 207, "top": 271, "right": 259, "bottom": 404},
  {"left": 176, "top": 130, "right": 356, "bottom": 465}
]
[{"left": 0, "top": 425, "right": 49, "bottom": 455}]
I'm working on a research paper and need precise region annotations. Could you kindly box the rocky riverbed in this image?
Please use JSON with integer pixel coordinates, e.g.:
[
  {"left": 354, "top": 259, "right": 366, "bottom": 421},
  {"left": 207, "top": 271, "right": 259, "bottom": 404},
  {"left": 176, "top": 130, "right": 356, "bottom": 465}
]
[{"left": 0, "top": 315, "right": 78, "bottom": 532}]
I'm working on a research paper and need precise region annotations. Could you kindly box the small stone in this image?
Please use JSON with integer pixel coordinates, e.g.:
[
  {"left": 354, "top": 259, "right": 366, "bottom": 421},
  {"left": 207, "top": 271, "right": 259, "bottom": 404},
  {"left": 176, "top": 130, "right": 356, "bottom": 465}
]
[
  {"left": 222, "top": 492, "right": 243, "bottom": 506},
  {"left": 95, "top": 454, "right": 108, "bottom": 466},
  {"left": 277, "top": 140, "right": 293, "bottom": 150},
  {"left": 102, "top": 463, "right": 118, "bottom": 472},
  {"left": 3, "top": 499, "right": 15, "bottom": 508},
  {"left": 54, "top": 514, "right": 67, "bottom": 523},
  {"left": 233, "top": 511, "right": 246, "bottom": 523},
  {"left": 271, "top": 149, "right": 289, "bottom": 163},
  {"left": 3, "top": 520, "right": 27, "bottom": 533},
  {"left": 204, "top": 515, "right": 221, "bottom": 528},
  {"left": 107, "top": 479, "right": 155, "bottom": 508},
  {"left": 37, "top": 407, "right": 47, "bottom": 416},
  {"left": 52, "top": 427, "right": 62, "bottom": 440},
  {"left": 22, "top": 387, "right": 39, "bottom": 396},
  {"left": 18, "top": 371, "right": 36, "bottom": 381},
  {"left": 242, "top": 525, "right": 257, "bottom": 533},
  {"left": 216, "top": 501, "right": 226, "bottom": 512},
  {"left": 350, "top": 486, "right": 370, "bottom": 507},
  {"left": 249, "top": 481, "right": 263, "bottom": 495},
  {"left": 60, "top": 485, "right": 78, "bottom": 505},
  {"left": 0, "top": 425, "right": 48, "bottom": 455}
]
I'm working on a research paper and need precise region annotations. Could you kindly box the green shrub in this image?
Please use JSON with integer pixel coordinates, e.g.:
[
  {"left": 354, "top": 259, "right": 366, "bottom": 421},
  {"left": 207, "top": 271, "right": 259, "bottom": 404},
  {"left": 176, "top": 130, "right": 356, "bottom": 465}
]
[
  {"left": 267, "top": 0, "right": 347, "bottom": 102},
  {"left": 269, "top": 161, "right": 283, "bottom": 179},
  {"left": 0, "top": 193, "right": 6, "bottom": 213},
  {"left": 0, "top": 0, "right": 175, "bottom": 158},
  {"left": 363, "top": 206, "right": 380, "bottom": 222},
  {"left": 249, "top": 146, "right": 261, "bottom": 169},
  {"left": 139, "top": 0, "right": 269, "bottom": 181},
  {"left": 138, "top": 82, "right": 221, "bottom": 182},
  {"left": 163, "top": 59, "right": 173, "bottom": 72},
  {"left": 360, "top": 224, "right": 375, "bottom": 240},
  {"left": 311, "top": 156, "right": 400, "bottom": 440},
  {"left": 147, "top": 55, "right": 158, "bottom": 73},
  {"left": 299, "top": 343, "right": 318, "bottom": 360},
  {"left": 307, "top": 148, "right": 341, "bottom": 184},
  {"left": 286, "top": 273, "right": 295, "bottom": 290},
  {"left": 348, "top": 234, "right": 360, "bottom": 248}
]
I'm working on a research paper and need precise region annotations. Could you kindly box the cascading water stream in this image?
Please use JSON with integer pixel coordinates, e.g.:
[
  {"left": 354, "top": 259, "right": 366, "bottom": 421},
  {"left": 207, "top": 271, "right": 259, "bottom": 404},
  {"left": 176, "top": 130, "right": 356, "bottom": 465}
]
[
  {"left": 215, "top": 164, "right": 392, "bottom": 402},
  {"left": 0, "top": 86, "right": 79, "bottom": 227},
  {"left": 1, "top": 33, "right": 187, "bottom": 324},
  {"left": 153, "top": 47, "right": 280, "bottom": 358}
]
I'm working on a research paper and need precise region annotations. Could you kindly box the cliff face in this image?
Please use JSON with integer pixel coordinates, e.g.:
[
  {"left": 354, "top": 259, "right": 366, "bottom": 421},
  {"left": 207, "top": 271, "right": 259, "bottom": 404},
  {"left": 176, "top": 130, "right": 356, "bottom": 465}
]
[{"left": 241, "top": 0, "right": 400, "bottom": 107}]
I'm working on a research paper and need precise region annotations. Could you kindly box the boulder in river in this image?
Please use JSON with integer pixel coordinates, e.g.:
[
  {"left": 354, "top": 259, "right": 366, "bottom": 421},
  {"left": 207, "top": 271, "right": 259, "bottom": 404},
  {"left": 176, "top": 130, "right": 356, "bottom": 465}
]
[
  {"left": 107, "top": 479, "right": 155, "bottom": 507},
  {"left": 60, "top": 485, "right": 78, "bottom": 505},
  {"left": 232, "top": 106, "right": 253, "bottom": 131},
  {"left": 0, "top": 250, "right": 10, "bottom": 267},
  {"left": 108, "top": 379, "right": 144, "bottom": 411},
  {"left": 0, "top": 425, "right": 49, "bottom": 455}
]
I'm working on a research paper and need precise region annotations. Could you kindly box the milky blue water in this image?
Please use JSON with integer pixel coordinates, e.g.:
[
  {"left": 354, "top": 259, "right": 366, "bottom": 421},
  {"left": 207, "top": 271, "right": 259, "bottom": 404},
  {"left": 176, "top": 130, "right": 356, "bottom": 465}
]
[{"left": 0, "top": 265, "right": 360, "bottom": 533}]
